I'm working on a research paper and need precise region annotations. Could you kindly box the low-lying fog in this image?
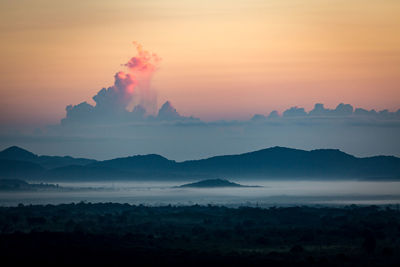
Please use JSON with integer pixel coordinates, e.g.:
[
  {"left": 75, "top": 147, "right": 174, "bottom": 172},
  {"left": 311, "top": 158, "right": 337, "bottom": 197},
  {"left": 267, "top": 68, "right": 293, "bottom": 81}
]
[{"left": 1, "top": 180, "right": 400, "bottom": 207}]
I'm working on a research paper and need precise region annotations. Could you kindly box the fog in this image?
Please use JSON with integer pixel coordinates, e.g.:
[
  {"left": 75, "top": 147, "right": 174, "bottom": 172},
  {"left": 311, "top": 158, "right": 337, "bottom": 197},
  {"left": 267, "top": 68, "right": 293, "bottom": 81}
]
[{"left": 1, "top": 180, "right": 400, "bottom": 207}]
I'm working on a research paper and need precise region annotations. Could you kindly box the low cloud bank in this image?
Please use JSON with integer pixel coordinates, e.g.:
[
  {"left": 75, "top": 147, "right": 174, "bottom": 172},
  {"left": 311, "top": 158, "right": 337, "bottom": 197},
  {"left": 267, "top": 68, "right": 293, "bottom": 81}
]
[{"left": 252, "top": 103, "right": 400, "bottom": 121}]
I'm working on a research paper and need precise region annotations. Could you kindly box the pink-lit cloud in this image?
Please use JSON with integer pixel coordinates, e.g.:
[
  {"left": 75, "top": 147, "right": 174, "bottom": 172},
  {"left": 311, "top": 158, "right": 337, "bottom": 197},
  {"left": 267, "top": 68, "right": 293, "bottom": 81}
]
[{"left": 62, "top": 42, "right": 162, "bottom": 124}]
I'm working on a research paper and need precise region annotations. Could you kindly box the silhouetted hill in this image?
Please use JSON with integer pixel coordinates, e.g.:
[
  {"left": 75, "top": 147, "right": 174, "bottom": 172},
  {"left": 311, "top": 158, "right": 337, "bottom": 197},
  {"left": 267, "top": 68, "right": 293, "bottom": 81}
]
[
  {"left": 178, "top": 147, "right": 400, "bottom": 179},
  {"left": 1, "top": 146, "right": 400, "bottom": 181},
  {"left": 88, "top": 154, "right": 176, "bottom": 172},
  {"left": 40, "top": 155, "right": 179, "bottom": 180},
  {"left": 178, "top": 179, "right": 259, "bottom": 188},
  {"left": 0, "top": 146, "right": 96, "bottom": 169},
  {"left": 0, "top": 146, "right": 37, "bottom": 162},
  {"left": 0, "top": 159, "right": 45, "bottom": 179},
  {"left": 36, "top": 156, "right": 96, "bottom": 169},
  {"left": 43, "top": 165, "right": 133, "bottom": 180}
]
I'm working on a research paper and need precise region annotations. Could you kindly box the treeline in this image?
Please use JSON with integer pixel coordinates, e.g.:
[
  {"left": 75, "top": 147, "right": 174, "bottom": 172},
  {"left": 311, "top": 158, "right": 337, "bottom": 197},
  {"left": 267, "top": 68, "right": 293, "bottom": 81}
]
[{"left": 1, "top": 203, "right": 400, "bottom": 266}]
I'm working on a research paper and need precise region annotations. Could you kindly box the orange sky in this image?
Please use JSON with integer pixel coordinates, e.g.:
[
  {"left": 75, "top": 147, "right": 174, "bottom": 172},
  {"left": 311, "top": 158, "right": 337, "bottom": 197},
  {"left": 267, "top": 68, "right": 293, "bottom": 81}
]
[{"left": 0, "top": 0, "right": 399, "bottom": 125}]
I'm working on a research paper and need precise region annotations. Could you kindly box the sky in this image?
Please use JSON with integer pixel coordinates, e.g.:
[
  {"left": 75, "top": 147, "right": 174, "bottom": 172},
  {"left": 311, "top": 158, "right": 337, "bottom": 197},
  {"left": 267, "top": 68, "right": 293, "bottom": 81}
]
[
  {"left": 1, "top": 0, "right": 400, "bottom": 125},
  {"left": 0, "top": 0, "right": 399, "bottom": 160}
]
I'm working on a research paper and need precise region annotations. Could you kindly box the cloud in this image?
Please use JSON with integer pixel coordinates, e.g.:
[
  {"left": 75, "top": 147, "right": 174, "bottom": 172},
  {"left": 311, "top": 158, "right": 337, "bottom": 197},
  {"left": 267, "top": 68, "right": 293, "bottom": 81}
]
[
  {"left": 251, "top": 114, "right": 267, "bottom": 122},
  {"left": 267, "top": 111, "right": 280, "bottom": 119},
  {"left": 131, "top": 105, "right": 147, "bottom": 120},
  {"left": 61, "top": 102, "right": 94, "bottom": 125},
  {"left": 251, "top": 111, "right": 280, "bottom": 122},
  {"left": 124, "top": 42, "right": 161, "bottom": 114},
  {"left": 377, "top": 109, "right": 400, "bottom": 120},
  {"left": 308, "top": 103, "right": 353, "bottom": 117},
  {"left": 123, "top": 42, "right": 161, "bottom": 73},
  {"left": 59, "top": 42, "right": 399, "bottom": 128},
  {"left": 155, "top": 101, "right": 199, "bottom": 122},
  {"left": 157, "top": 101, "right": 181, "bottom": 121},
  {"left": 62, "top": 42, "right": 162, "bottom": 125},
  {"left": 271, "top": 103, "right": 400, "bottom": 120},
  {"left": 61, "top": 99, "right": 400, "bottom": 127},
  {"left": 354, "top": 108, "right": 377, "bottom": 116},
  {"left": 333, "top": 103, "right": 353, "bottom": 116},
  {"left": 92, "top": 72, "right": 136, "bottom": 113},
  {"left": 283, "top": 107, "right": 307, "bottom": 117},
  {"left": 62, "top": 72, "right": 137, "bottom": 125},
  {"left": 309, "top": 103, "right": 330, "bottom": 116}
]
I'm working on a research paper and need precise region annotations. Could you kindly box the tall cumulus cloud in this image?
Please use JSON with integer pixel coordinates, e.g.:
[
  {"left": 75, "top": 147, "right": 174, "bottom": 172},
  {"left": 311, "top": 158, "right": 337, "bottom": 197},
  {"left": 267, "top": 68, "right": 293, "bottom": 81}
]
[{"left": 62, "top": 42, "right": 173, "bottom": 125}]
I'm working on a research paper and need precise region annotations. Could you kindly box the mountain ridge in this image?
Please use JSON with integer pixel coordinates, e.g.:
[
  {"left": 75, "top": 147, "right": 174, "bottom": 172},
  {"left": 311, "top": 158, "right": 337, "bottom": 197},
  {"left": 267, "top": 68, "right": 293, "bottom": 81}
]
[
  {"left": 0, "top": 145, "right": 399, "bottom": 181},
  {"left": 0, "top": 146, "right": 96, "bottom": 169}
]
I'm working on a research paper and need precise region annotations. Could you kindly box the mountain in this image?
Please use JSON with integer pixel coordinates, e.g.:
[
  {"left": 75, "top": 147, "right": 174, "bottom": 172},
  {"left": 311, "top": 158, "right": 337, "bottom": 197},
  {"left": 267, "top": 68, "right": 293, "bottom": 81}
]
[
  {"left": 0, "top": 146, "right": 96, "bottom": 169},
  {"left": 177, "top": 179, "right": 259, "bottom": 188},
  {"left": 0, "top": 159, "right": 45, "bottom": 179},
  {"left": 0, "top": 146, "right": 37, "bottom": 162},
  {"left": 178, "top": 147, "right": 400, "bottom": 179},
  {"left": 88, "top": 154, "right": 176, "bottom": 172},
  {"left": 44, "top": 165, "right": 133, "bottom": 180},
  {"left": 179, "top": 147, "right": 358, "bottom": 177},
  {"left": 0, "top": 146, "right": 400, "bottom": 181}
]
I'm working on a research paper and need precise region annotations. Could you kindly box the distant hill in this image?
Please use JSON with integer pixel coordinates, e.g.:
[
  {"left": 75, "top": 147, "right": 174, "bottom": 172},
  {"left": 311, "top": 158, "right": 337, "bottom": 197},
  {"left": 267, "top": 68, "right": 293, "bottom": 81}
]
[
  {"left": 44, "top": 165, "right": 133, "bottom": 181},
  {"left": 0, "top": 146, "right": 96, "bottom": 169},
  {"left": 0, "top": 159, "right": 45, "bottom": 179},
  {"left": 0, "top": 146, "right": 400, "bottom": 181},
  {"left": 178, "top": 147, "right": 400, "bottom": 179},
  {"left": 88, "top": 154, "right": 176, "bottom": 172},
  {"left": 0, "top": 146, "right": 37, "bottom": 161},
  {"left": 177, "top": 179, "right": 259, "bottom": 188}
]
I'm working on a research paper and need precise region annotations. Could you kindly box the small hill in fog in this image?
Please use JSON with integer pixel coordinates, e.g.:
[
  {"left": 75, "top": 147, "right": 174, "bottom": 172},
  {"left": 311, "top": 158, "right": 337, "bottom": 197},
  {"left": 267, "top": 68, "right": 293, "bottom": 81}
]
[{"left": 177, "top": 179, "right": 260, "bottom": 188}]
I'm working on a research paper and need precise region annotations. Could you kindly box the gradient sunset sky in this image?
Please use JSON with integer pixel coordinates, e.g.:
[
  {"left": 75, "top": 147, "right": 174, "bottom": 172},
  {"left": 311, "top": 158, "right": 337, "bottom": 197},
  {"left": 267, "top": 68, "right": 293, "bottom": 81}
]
[{"left": 1, "top": 0, "right": 399, "bottom": 127}]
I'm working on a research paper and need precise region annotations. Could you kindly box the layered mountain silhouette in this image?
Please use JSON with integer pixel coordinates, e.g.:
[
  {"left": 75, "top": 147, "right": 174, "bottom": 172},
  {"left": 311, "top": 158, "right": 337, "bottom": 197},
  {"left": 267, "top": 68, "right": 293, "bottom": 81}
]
[
  {"left": 0, "top": 146, "right": 399, "bottom": 181},
  {"left": 0, "top": 146, "right": 96, "bottom": 169}
]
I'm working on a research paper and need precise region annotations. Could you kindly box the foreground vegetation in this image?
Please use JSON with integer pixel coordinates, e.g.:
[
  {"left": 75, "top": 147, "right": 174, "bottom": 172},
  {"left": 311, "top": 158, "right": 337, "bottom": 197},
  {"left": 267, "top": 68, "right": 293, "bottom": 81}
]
[{"left": 1, "top": 203, "right": 400, "bottom": 266}]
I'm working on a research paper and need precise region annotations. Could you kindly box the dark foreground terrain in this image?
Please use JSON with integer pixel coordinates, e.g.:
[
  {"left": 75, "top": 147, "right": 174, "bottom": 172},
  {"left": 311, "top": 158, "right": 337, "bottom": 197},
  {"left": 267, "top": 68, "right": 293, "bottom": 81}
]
[{"left": 1, "top": 203, "right": 400, "bottom": 266}]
